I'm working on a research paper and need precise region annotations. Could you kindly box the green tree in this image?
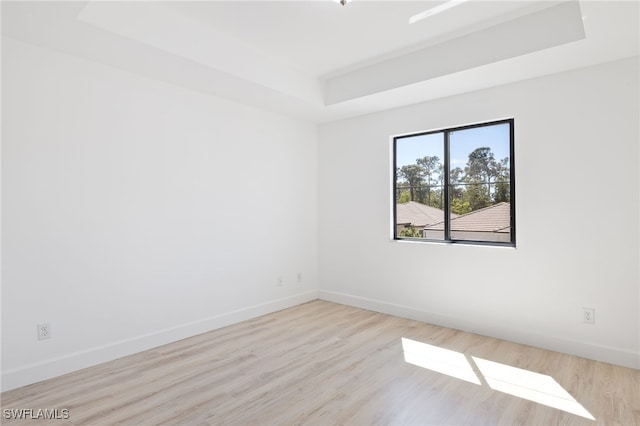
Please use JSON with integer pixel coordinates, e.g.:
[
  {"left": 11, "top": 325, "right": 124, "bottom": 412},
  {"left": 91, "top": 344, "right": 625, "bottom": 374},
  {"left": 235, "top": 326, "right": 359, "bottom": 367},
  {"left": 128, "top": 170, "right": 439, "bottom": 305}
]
[
  {"left": 398, "top": 165, "right": 423, "bottom": 202},
  {"left": 462, "top": 147, "right": 496, "bottom": 210},
  {"left": 398, "top": 224, "right": 422, "bottom": 238},
  {"left": 465, "top": 147, "right": 497, "bottom": 194},
  {"left": 397, "top": 189, "right": 411, "bottom": 203},
  {"left": 449, "top": 166, "right": 465, "bottom": 209},
  {"left": 450, "top": 198, "right": 472, "bottom": 215},
  {"left": 463, "top": 183, "right": 491, "bottom": 211},
  {"left": 416, "top": 156, "right": 442, "bottom": 207},
  {"left": 493, "top": 157, "right": 510, "bottom": 203},
  {"left": 428, "top": 188, "right": 444, "bottom": 209}
]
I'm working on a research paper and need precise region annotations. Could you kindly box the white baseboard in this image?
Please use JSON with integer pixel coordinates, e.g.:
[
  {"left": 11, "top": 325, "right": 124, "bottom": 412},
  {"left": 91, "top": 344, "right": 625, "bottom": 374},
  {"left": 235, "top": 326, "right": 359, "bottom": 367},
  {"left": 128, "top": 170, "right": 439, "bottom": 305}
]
[
  {"left": 1, "top": 291, "right": 318, "bottom": 392},
  {"left": 318, "top": 290, "right": 640, "bottom": 370},
  {"left": 4, "top": 288, "right": 636, "bottom": 392}
]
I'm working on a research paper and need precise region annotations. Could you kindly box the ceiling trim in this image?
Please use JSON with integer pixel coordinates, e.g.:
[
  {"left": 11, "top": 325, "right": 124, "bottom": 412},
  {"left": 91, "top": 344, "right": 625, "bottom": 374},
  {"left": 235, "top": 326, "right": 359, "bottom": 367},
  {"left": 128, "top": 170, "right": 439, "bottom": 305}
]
[
  {"left": 324, "top": 1, "right": 585, "bottom": 105},
  {"left": 77, "top": 1, "right": 324, "bottom": 105}
]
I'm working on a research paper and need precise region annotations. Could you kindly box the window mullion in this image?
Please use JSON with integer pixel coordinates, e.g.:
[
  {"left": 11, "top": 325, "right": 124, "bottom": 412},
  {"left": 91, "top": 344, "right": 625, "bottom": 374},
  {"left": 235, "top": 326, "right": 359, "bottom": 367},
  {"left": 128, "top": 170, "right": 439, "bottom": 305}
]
[{"left": 444, "top": 130, "right": 451, "bottom": 241}]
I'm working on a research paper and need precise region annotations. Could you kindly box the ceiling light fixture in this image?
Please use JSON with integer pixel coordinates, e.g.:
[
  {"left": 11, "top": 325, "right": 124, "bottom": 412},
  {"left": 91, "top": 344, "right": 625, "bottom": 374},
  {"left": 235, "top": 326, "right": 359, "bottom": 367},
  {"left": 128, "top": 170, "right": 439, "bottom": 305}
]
[
  {"left": 409, "top": 0, "right": 470, "bottom": 24},
  {"left": 334, "top": 0, "right": 352, "bottom": 5}
]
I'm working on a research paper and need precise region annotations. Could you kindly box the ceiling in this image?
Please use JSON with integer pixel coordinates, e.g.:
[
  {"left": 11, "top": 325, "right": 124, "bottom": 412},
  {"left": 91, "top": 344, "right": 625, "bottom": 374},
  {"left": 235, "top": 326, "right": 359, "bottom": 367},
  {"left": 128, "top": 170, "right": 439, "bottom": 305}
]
[
  {"left": 2, "top": 1, "right": 639, "bottom": 123},
  {"left": 165, "top": 1, "right": 556, "bottom": 76}
]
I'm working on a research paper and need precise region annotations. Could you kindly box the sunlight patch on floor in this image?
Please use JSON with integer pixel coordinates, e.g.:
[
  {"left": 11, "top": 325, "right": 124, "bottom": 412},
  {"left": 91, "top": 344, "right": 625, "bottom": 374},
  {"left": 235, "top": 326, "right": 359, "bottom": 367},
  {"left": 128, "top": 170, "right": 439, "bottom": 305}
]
[
  {"left": 472, "top": 356, "right": 595, "bottom": 420},
  {"left": 401, "top": 338, "right": 481, "bottom": 385},
  {"left": 401, "top": 338, "right": 595, "bottom": 421}
]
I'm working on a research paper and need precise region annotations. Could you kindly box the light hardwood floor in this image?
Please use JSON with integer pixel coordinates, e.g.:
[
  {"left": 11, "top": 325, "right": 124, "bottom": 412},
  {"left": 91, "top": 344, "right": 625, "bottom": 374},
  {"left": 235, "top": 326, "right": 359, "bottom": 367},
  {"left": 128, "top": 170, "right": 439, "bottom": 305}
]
[{"left": 1, "top": 300, "right": 638, "bottom": 425}]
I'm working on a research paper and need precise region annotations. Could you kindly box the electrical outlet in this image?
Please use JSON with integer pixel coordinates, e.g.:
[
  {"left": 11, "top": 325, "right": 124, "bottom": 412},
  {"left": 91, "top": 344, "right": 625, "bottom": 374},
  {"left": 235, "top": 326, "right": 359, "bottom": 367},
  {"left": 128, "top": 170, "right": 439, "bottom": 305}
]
[
  {"left": 37, "top": 322, "right": 52, "bottom": 340},
  {"left": 297, "top": 272, "right": 302, "bottom": 283},
  {"left": 583, "top": 308, "right": 595, "bottom": 324},
  {"left": 277, "top": 276, "right": 284, "bottom": 287}
]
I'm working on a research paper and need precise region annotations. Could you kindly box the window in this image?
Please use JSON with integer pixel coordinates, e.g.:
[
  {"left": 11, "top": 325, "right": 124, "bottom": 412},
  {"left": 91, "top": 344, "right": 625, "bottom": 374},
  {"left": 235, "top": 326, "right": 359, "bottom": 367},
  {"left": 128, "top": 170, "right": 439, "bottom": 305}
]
[{"left": 394, "top": 119, "right": 515, "bottom": 246}]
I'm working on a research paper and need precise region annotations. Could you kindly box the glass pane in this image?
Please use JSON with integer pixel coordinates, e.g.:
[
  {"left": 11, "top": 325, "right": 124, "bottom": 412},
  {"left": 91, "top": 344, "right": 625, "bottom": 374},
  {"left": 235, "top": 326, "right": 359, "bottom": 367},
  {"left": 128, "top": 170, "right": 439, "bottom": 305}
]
[
  {"left": 395, "top": 132, "right": 445, "bottom": 240},
  {"left": 449, "top": 123, "right": 511, "bottom": 243}
]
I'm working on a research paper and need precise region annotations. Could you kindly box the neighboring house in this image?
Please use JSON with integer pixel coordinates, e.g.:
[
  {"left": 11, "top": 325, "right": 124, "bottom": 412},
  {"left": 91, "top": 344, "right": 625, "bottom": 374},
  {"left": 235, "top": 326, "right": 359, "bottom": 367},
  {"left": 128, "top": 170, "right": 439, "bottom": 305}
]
[
  {"left": 396, "top": 201, "right": 450, "bottom": 235},
  {"left": 424, "top": 202, "right": 511, "bottom": 242}
]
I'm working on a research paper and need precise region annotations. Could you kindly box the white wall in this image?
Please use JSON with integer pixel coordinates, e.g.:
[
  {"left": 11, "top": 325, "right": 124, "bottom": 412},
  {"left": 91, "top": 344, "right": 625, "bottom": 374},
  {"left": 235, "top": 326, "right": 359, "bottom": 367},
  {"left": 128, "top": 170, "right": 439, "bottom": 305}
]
[
  {"left": 1, "top": 38, "right": 318, "bottom": 391},
  {"left": 318, "top": 57, "right": 640, "bottom": 369}
]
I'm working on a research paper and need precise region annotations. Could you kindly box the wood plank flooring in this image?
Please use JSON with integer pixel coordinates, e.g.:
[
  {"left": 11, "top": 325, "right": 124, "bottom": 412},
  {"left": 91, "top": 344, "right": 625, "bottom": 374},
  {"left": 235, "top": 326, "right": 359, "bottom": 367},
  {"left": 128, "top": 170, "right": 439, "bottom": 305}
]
[{"left": 1, "top": 300, "right": 638, "bottom": 425}]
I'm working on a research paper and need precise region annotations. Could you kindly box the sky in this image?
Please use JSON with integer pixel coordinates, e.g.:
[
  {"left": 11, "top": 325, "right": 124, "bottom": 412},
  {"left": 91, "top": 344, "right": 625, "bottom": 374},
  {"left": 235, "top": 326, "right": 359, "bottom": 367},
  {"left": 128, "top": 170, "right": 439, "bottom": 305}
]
[{"left": 396, "top": 122, "right": 511, "bottom": 171}]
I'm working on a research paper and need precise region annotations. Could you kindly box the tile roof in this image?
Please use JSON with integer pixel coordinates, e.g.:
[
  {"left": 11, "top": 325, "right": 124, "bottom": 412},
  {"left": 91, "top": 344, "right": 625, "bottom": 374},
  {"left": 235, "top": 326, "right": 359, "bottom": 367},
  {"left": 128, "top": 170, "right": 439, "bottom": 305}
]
[
  {"left": 424, "top": 202, "right": 510, "bottom": 233},
  {"left": 396, "top": 201, "right": 449, "bottom": 227}
]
